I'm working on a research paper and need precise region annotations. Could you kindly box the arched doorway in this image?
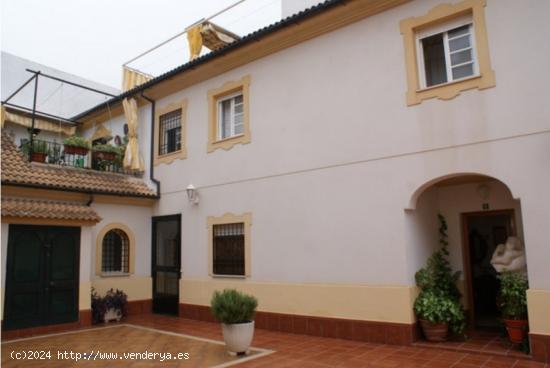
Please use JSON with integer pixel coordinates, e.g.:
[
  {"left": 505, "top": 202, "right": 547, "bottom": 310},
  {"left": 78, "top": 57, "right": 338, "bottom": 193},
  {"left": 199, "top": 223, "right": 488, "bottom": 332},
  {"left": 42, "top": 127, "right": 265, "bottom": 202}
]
[{"left": 406, "top": 173, "right": 527, "bottom": 330}]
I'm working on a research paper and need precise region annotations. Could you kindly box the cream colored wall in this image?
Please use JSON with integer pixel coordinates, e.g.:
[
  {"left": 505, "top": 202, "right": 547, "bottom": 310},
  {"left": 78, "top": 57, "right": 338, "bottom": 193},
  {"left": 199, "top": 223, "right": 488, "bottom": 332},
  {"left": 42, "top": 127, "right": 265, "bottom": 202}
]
[
  {"left": 527, "top": 290, "right": 550, "bottom": 335},
  {"left": 89, "top": 203, "right": 153, "bottom": 301},
  {"left": 182, "top": 278, "right": 417, "bottom": 324}
]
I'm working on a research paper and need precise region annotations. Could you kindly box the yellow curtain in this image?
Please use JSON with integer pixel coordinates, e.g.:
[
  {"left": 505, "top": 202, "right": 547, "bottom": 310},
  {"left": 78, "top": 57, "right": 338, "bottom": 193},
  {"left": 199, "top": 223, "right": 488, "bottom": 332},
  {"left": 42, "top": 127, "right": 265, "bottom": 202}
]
[
  {"left": 187, "top": 25, "right": 203, "bottom": 61},
  {"left": 1, "top": 106, "right": 76, "bottom": 135},
  {"left": 122, "top": 97, "right": 144, "bottom": 172},
  {"left": 122, "top": 67, "right": 152, "bottom": 92}
]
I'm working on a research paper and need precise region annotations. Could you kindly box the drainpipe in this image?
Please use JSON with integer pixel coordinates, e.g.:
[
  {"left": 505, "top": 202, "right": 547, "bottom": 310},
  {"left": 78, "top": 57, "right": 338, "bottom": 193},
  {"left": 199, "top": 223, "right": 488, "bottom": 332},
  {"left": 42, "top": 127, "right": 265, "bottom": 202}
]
[{"left": 140, "top": 92, "right": 160, "bottom": 197}]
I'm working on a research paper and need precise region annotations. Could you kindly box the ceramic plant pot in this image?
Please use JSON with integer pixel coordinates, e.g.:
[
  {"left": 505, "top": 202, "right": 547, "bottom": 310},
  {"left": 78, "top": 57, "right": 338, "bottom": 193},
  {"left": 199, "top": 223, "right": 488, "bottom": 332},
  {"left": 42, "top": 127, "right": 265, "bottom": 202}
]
[
  {"left": 504, "top": 319, "right": 528, "bottom": 344},
  {"left": 221, "top": 321, "right": 255, "bottom": 355}
]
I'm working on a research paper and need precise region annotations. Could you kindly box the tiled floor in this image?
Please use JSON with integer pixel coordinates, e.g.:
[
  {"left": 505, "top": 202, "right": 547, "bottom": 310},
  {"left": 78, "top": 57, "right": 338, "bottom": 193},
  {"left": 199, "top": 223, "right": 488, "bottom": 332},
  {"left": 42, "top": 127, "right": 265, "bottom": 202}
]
[
  {"left": 3, "top": 314, "right": 547, "bottom": 368},
  {"left": 414, "top": 330, "right": 528, "bottom": 360}
]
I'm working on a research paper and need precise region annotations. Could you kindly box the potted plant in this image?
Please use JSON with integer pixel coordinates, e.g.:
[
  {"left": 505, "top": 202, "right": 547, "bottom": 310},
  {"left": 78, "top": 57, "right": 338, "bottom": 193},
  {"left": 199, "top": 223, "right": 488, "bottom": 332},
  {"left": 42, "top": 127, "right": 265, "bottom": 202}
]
[
  {"left": 63, "top": 136, "right": 90, "bottom": 155},
  {"left": 498, "top": 271, "right": 528, "bottom": 343},
  {"left": 21, "top": 140, "right": 49, "bottom": 163},
  {"left": 91, "top": 288, "right": 128, "bottom": 324},
  {"left": 92, "top": 144, "right": 122, "bottom": 161},
  {"left": 414, "top": 214, "right": 465, "bottom": 341},
  {"left": 211, "top": 289, "right": 258, "bottom": 355}
]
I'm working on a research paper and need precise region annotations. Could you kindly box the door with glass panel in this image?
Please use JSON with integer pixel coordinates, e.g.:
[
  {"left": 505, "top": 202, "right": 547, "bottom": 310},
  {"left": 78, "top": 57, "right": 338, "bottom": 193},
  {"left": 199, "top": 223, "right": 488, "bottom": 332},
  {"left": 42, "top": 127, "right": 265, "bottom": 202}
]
[
  {"left": 4, "top": 225, "right": 80, "bottom": 330},
  {"left": 152, "top": 215, "right": 181, "bottom": 315}
]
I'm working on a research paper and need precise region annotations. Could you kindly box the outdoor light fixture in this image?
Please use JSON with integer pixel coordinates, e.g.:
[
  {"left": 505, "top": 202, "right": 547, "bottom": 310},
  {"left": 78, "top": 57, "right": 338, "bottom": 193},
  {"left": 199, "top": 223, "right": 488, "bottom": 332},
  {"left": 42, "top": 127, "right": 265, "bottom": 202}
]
[{"left": 186, "top": 184, "right": 199, "bottom": 204}]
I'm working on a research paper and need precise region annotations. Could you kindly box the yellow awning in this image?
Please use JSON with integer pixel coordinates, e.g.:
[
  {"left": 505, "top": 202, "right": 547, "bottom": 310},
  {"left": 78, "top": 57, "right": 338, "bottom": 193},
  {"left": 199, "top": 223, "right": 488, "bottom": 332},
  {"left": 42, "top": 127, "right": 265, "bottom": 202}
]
[
  {"left": 122, "top": 67, "right": 153, "bottom": 92},
  {"left": 1, "top": 105, "right": 76, "bottom": 135},
  {"left": 122, "top": 97, "right": 144, "bottom": 172}
]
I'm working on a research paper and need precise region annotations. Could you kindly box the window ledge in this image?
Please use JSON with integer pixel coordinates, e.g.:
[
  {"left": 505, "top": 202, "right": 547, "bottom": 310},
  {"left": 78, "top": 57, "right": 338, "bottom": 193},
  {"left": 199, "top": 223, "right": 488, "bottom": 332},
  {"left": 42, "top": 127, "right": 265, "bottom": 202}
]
[
  {"left": 211, "top": 274, "right": 247, "bottom": 279},
  {"left": 213, "top": 134, "right": 245, "bottom": 144},
  {"left": 154, "top": 147, "right": 187, "bottom": 166},
  {"left": 100, "top": 272, "right": 131, "bottom": 278},
  {"left": 416, "top": 74, "right": 481, "bottom": 92}
]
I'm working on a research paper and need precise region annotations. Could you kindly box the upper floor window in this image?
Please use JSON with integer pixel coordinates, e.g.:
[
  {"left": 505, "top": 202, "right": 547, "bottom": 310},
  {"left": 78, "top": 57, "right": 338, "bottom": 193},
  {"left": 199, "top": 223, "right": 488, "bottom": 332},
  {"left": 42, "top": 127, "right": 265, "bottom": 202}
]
[
  {"left": 102, "top": 229, "right": 129, "bottom": 273},
  {"left": 418, "top": 19, "right": 477, "bottom": 89},
  {"left": 159, "top": 109, "right": 182, "bottom": 156},
  {"left": 207, "top": 75, "right": 251, "bottom": 152},
  {"left": 217, "top": 93, "right": 244, "bottom": 140},
  {"left": 400, "top": 0, "right": 495, "bottom": 105}
]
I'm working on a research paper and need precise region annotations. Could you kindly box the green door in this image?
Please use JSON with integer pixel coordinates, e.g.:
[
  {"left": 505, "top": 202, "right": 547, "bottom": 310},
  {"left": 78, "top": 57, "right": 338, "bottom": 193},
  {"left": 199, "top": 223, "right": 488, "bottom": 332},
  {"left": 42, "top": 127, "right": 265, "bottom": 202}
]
[{"left": 4, "top": 225, "right": 80, "bottom": 330}]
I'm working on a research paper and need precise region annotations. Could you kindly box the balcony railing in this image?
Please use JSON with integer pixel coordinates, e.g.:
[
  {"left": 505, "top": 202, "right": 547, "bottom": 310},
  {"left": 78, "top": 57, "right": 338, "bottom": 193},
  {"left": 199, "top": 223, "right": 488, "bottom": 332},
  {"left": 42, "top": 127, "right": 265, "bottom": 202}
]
[{"left": 21, "top": 139, "right": 132, "bottom": 175}]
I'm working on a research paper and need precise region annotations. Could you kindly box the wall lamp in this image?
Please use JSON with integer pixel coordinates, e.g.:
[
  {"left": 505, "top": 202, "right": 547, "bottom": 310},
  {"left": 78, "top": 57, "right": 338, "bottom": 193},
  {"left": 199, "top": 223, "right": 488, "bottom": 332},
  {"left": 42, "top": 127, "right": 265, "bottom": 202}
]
[{"left": 186, "top": 184, "right": 199, "bottom": 204}]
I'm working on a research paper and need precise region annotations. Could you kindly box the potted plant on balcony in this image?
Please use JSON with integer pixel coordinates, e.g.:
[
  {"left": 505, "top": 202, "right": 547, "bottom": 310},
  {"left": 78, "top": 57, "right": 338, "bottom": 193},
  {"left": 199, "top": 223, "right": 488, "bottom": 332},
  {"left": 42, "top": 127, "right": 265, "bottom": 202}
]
[
  {"left": 22, "top": 140, "right": 49, "bottom": 163},
  {"left": 92, "top": 144, "right": 121, "bottom": 161},
  {"left": 63, "top": 136, "right": 90, "bottom": 155},
  {"left": 91, "top": 288, "right": 128, "bottom": 324},
  {"left": 211, "top": 289, "right": 258, "bottom": 355},
  {"left": 498, "top": 271, "right": 528, "bottom": 343},
  {"left": 414, "top": 214, "right": 465, "bottom": 341}
]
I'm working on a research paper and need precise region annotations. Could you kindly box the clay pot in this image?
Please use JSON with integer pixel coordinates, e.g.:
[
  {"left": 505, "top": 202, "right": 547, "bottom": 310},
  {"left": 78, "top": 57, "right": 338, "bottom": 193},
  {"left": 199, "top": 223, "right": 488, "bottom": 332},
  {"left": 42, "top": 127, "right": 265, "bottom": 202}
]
[
  {"left": 93, "top": 150, "right": 116, "bottom": 161},
  {"left": 31, "top": 152, "right": 47, "bottom": 163},
  {"left": 420, "top": 319, "right": 449, "bottom": 342},
  {"left": 504, "top": 319, "right": 528, "bottom": 344},
  {"left": 64, "top": 145, "right": 89, "bottom": 155}
]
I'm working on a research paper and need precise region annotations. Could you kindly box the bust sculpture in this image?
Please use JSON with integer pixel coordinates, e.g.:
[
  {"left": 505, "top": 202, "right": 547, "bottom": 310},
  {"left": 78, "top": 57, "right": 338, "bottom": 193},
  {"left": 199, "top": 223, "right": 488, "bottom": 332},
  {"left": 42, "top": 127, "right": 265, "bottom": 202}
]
[{"left": 490, "top": 236, "right": 527, "bottom": 274}]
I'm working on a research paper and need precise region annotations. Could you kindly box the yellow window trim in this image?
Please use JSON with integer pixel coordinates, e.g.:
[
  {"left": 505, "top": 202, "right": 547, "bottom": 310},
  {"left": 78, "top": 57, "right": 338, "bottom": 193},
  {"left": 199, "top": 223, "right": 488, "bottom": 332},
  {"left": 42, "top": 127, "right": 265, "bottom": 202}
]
[
  {"left": 207, "top": 75, "right": 251, "bottom": 153},
  {"left": 400, "top": 0, "right": 495, "bottom": 106},
  {"left": 95, "top": 222, "right": 136, "bottom": 276},
  {"left": 153, "top": 99, "right": 187, "bottom": 166},
  {"left": 207, "top": 212, "right": 252, "bottom": 277}
]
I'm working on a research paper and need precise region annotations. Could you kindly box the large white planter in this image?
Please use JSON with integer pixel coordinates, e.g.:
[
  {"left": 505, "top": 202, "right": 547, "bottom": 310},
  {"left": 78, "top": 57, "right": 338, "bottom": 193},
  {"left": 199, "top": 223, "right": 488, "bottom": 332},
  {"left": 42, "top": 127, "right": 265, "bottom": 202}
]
[
  {"left": 104, "top": 308, "right": 122, "bottom": 323},
  {"left": 221, "top": 321, "right": 255, "bottom": 355}
]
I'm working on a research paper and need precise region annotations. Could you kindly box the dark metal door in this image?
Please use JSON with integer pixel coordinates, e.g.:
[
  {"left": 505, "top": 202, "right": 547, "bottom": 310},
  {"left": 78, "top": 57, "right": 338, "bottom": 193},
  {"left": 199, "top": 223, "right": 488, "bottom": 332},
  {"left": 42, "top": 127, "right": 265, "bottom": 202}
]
[
  {"left": 4, "top": 225, "right": 80, "bottom": 330},
  {"left": 152, "top": 215, "right": 181, "bottom": 315}
]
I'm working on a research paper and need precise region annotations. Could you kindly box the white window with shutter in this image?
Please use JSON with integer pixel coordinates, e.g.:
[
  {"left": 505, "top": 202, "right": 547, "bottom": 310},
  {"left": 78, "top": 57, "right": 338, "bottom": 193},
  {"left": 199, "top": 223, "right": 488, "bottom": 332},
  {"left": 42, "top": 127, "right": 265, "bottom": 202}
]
[
  {"left": 416, "top": 15, "right": 478, "bottom": 89},
  {"left": 217, "top": 92, "right": 244, "bottom": 140}
]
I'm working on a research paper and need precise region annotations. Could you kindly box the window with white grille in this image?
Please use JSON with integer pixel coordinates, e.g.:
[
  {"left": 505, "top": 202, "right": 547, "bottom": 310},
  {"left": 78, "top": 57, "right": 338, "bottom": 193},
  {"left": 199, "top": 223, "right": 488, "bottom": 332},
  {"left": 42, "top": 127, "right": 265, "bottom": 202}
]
[{"left": 217, "top": 93, "right": 244, "bottom": 140}]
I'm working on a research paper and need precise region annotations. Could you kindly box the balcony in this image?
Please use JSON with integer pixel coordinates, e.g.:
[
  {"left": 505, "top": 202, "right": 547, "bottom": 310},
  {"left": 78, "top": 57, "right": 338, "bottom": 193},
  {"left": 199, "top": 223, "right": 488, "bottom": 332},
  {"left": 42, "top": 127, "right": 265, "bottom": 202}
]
[{"left": 21, "top": 138, "right": 132, "bottom": 175}]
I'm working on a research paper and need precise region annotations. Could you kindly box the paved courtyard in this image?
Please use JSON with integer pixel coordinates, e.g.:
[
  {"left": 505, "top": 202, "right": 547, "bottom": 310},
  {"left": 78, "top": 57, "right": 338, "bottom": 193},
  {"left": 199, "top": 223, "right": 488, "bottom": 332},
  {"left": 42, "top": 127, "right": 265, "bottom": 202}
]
[{"left": 2, "top": 314, "right": 546, "bottom": 367}]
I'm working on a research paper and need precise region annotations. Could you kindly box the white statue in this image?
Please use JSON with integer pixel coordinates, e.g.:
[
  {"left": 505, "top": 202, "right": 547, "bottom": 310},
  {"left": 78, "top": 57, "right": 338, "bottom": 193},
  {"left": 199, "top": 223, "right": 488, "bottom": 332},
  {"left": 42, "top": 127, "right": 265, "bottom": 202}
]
[{"left": 490, "top": 236, "right": 527, "bottom": 274}]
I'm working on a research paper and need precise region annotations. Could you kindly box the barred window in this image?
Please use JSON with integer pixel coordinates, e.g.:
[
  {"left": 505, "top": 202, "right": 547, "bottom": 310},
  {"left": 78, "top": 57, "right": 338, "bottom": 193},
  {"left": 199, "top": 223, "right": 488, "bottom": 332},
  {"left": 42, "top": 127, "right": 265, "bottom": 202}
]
[
  {"left": 213, "top": 223, "right": 244, "bottom": 276},
  {"left": 159, "top": 109, "right": 182, "bottom": 155},
  {"left": 102, "top": 229, "right": 129, "bottom": 273}
]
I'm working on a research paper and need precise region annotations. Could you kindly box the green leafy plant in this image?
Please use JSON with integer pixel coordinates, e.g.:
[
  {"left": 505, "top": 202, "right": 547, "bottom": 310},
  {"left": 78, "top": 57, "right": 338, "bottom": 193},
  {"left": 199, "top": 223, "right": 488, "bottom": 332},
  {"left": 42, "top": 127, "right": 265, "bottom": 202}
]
[
  {"left": 498, "top": 272, "right": 528, "bottom": 320},
  {"left": 63, "top": 136, "right": 90, "bottom": 149},
  {"left": 414, "top": 214, "right": 465, "bottom": 334},
  {"left": 93, "top": 144, "right": 124, "bottom": 155},
  {"left": 211, "top": 289, "right": 258, "bottom": 324},
  {"left": 21, "top": 140, "right": 49, "bottom": 155}
]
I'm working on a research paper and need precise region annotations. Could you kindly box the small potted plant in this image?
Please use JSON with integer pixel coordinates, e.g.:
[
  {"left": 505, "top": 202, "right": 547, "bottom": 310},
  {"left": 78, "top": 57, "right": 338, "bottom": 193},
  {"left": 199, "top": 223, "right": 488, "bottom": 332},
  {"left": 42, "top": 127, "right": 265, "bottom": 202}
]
[
  {"left": 91, "top": 288, "right": 128, "bottom": 324},
  {"left": 22, "top": 140, "right": 49, "bottom": 163},
  {"left": 92, "top": 144, "right": 121, "bottom": 161},
  {"left": 498, "top": 272, "right": 529, "bottom": 343},
  {"left": 63, "top": 136, "right": 90, "bottom": 155},
  {"left": 211, "top": 289, "right": 258, "bottom": 355},
  {"left": 414, "top": 214, "right": 465, "bottom": 341}
]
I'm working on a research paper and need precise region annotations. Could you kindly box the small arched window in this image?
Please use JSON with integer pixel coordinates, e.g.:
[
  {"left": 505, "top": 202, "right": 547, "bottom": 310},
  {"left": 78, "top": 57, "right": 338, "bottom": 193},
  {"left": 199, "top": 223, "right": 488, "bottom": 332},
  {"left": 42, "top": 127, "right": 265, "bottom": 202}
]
[{"left": 102, "top": 229, "right": 129, "bottom": 273}]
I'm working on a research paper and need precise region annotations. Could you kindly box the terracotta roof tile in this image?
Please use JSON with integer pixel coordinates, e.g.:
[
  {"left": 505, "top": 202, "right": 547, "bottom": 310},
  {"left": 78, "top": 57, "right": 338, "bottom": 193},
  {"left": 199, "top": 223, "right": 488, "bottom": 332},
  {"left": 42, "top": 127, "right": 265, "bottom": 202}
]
[
  {"left": 1, "top": 130, "right": 157, "bottom": 197},
  {"left": 1, "top": 196, "right": 101, "bottom": 222}
]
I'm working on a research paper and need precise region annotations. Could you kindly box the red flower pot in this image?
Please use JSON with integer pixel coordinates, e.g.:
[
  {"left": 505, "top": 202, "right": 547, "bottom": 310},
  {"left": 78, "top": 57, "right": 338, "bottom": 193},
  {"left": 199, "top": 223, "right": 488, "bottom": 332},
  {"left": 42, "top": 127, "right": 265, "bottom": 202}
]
[
  {"left": 420, "top": 319, "right": 449, "bottom": 342},
  {"left": 31, "top": 152, "right": 47, "bottom": 163},
  {"left": 64, "top": 145, "right": 89, "bottom": 155},
  {"left": 93, "top": 151, "right": 116, "bottom": 161},
  {"left": 504, "top": 319, "right": 528, "bottom": 343}
]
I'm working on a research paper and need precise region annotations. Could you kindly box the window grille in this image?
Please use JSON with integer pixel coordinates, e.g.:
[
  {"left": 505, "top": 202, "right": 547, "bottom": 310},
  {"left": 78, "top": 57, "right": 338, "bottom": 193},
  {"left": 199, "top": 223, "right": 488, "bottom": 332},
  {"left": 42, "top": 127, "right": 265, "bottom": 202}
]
[
  {"left": 102, "top": 229, "right": 129, "bottom": 273},
  {"left": 159, "top": 109, "right": 182, "bottom": 155},
  {"left": 213, "top": 223, "right": 244, "bottom": 276}
]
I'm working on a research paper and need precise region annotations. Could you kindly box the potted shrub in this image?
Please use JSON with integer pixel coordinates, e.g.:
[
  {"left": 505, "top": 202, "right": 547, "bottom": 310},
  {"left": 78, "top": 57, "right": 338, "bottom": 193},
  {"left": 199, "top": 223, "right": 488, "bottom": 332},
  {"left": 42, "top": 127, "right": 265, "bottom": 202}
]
[
  {"left": 91, "top": 288, "right": 128, "bottom": 324},
  {"left": 211, "top": 289, "right": 258, "bottom": 355},
  {"left": 498, "top": 271, "right": 528, "bottom": 343},
  {"left": 63, "top": 136, "right": 90, "bottom": 155},
  {"left": 92, "top": 144, "right": 121, "bottom": 161},
  {"left": 22, "top": 140, "right": 49, "bottom": 163},
  {"left": 414, "top": 214, "right": 465, "bottom": 341}
]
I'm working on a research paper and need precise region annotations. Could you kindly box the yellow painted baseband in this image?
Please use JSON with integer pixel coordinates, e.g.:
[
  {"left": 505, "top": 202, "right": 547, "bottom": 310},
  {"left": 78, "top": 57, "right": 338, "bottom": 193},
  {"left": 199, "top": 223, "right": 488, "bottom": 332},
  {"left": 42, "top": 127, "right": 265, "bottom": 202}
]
[
  {"left": 180, "top": 278, "right": 417, "bottom": 324},
  {"left": 92, "top": 276, "right": 152, "bottom": 301},
  {"left": 527, "top": 289, "right": 550, "bottom": 335}
]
